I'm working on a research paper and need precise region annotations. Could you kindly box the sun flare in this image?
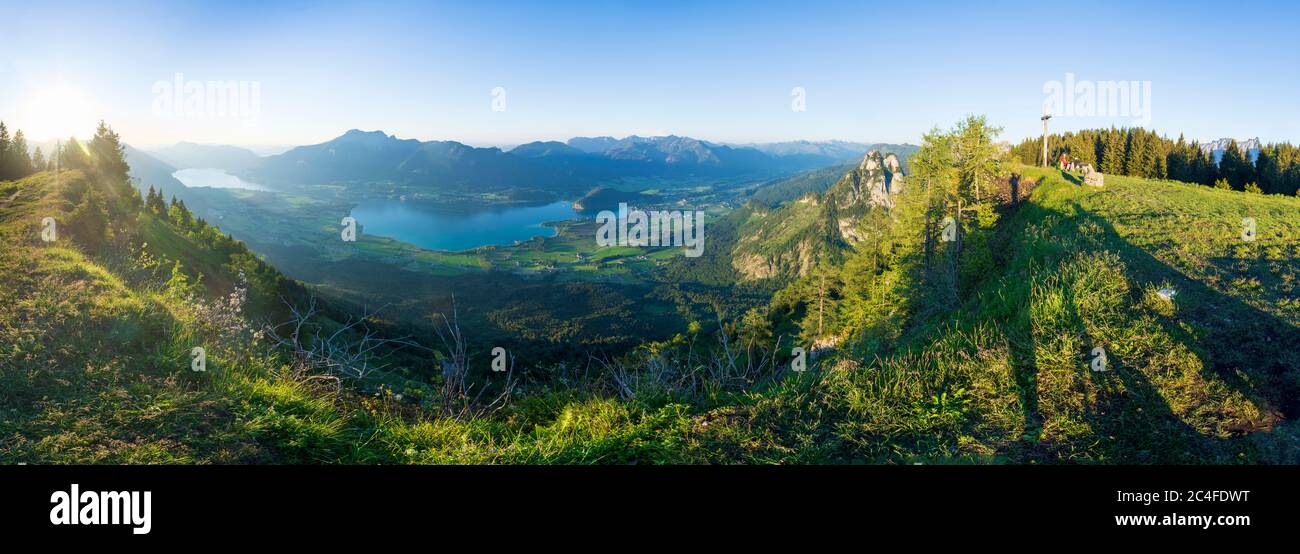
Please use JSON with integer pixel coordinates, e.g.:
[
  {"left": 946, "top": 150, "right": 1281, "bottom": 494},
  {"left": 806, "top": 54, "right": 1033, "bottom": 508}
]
[{"left": 18, "top": 85, "right": 100, "bottom": 141}]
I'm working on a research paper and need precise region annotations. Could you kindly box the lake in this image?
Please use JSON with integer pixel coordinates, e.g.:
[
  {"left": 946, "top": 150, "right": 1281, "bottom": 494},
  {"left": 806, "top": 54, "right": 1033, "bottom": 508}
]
[
  {"left": 172, "top": 168, "right": 271, "bottom": 191},
  {"left": 350, "top": 199, "right": 579, "bottom": 251}
]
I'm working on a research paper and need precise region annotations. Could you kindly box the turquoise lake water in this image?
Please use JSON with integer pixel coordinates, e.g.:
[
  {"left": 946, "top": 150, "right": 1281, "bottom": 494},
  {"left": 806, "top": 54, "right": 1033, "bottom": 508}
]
[
  {"left": 349, "top": 199, "right": 579, "bottom": 251},
  {"left": 172, "top": 168, "right": 270, "bottom": 191}
]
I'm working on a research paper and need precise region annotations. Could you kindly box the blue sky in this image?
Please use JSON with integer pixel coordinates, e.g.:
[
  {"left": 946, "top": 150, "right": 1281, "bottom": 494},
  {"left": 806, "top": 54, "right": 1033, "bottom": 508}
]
[{"left": 2, "top": 0, "right": 1297, "bottom": 148}]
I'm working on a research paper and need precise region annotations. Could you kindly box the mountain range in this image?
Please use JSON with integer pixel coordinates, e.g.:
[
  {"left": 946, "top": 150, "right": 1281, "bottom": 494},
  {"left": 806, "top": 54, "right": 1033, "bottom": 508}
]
[
  {"left": 731, "top": 139, "right": 913, "bottom": 161},
  {"left": 148, "top": 141, "right": 263, "bottom": 172},
  {"left": 1200, "top": 137, "right": 1261, "bottom": 164},
  {"left": 167, "top": 130, "right": 918, "bottom": 194}
]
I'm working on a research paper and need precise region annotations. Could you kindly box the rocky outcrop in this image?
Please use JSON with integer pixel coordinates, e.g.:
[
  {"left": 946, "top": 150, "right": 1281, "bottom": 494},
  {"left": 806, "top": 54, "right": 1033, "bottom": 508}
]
[
  {"left": 730, "top": 150, "right": 906, "bottom": 280},
  {"left": 882, "top": 153, "right": 904, "bottom": 193},
  {"left": 825, "top": 150, "right": 905, "bottom": 212},
  {"left": 731, "top": 235, "right": 819, "bottom": 279},
  {"left": 1082, "top": 164, "right": 1104, "bottom": 187},
  {"left": 823, "top": 150, "right": 905, "bottom": 242}
]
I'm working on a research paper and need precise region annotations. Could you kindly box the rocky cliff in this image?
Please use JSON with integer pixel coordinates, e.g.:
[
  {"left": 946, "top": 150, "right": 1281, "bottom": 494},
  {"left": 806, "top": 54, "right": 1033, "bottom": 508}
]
[{"left": 730, "top": 150, "right": 905, "bottom": 279}]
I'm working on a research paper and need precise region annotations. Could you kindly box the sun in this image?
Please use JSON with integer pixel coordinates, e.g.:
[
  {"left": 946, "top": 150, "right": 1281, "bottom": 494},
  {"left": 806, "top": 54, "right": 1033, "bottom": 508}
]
[{"left": 18, "top": 85, "right": 100, "bottom": 141}]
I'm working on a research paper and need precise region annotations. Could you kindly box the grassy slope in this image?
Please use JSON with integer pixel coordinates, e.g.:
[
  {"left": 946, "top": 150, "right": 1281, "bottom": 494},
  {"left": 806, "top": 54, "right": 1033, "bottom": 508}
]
[
  {"left": 0, "top": 171, "right": 702, "bottom": 464},
  {"left": 865, "top": 166, "right": 1300, "bottom": 463},
  {"left": 0, "top": 171, "right": 340, "bottom": 462},
  {"left": 686, "top": 167, "right": 1300, "bottom": 463},
  {"left": 992, "top": 167, "right": 1300, "bottom": 461},
  {"left": 3, "top": 167, "right": 1297, "bottom": 464}
]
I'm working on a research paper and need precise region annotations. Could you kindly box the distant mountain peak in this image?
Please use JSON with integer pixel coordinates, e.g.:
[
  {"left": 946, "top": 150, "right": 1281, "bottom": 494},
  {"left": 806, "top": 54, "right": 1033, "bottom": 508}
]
[
  {"left": 1200, "top": 137, "right": 1260, "bottom": 150},
  {"left": 145, "top": 141, "right": 263, "bottom": 172},
  {"left": 510, "top": 141, "right": 588, "bottom": 158},
  {"left": 1199, "top": 137, "right": 1261, "bottom": 164}
]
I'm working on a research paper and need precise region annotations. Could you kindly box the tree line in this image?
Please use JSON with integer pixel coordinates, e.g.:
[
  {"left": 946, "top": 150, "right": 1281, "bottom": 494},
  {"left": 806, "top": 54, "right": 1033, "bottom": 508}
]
[
  {"left": 0, "top": 121, "right": 44, "bottom": 181},
  {"left": 1010, "top": 127, "right": 1300, "bottom": 196}
]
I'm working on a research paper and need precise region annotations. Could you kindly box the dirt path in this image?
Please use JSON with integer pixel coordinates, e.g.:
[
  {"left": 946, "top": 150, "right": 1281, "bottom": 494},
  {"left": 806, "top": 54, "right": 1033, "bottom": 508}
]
[{"left": 0, "top": 189, "right": 20, "bottom": 209}]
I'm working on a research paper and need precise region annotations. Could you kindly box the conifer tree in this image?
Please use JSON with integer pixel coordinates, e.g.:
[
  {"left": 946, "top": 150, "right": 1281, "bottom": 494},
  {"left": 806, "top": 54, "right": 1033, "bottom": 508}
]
[
  {"left": 1101, "top": 129, "right": 1126, "bottom": 174},
  {"left": 59, "top": 137, "right": 91, "bottom": 171},
  {"left": 1219, "top": 139, "right": 1248, "bottom": 189},
  {"left": 7, "top": 129, "right": 33, "bottom": 178},
  {"left": 31, "top": 146, "right": 45, "bottom": 171},
  {"left": 0, "top": 122, "right": 9, "bottom": 180},
  {"left": 90, "top": 121, "right": 130, "bottom": 184},
  {"left": 68, "top": 188, "right": 109, "bottom": 251},
  {"left": 1255, "top": 147, "right": 1282, "bottom": 194}
]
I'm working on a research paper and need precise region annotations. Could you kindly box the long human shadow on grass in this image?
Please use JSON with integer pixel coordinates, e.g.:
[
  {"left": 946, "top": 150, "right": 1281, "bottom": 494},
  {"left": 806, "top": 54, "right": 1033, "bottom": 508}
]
[
  {"left": 1073, "top": 204, "right": 1300, "bottom": 420},
  {"left": 1062, "top": 279, "right": 1226, "bottom": 463},
  {"left": 998, "top": 285, "right": 1044, "bottom": 445},
  {"left": 998, "top": 258, "right": 1211, "bottom": 462},
  {"left": 1004, "top": 193, "right": 1300, "bottom": 463}
]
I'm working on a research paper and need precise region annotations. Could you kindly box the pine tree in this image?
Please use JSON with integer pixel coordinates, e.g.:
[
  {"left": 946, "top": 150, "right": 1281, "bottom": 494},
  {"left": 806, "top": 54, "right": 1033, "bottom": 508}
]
[
  {"left": 1068, "top": 132, "right": 1096, "bottom": 166},
  {"left": 1255, "top": 147, "right": 1282, "bottom": 194},
  {"left": 31, "top": 147, "right": 45, "bottom": 172},
  {"left": 89, "top": 121, "right": 140, "bottom": 213},
  {"left": 90, "top": 121, "right": 130, "bottom": 184},
  {"left": 170, "top": 196, "right": 193, "bottom": 228},
  {"left": 68, "top": 188, "right": 109, "bottom": 251},
  {"left": 907, "top": 126, "right": 959, "bottom": 305},
  {"left": 146, "top": 186, "right": 168, "bottom": 214},
  {"left": 953, "top": 115, "right": 1003, "bottom": 202},
  {"left": 1153, "top": 136, "right": 1168, "bottom": 179},
  {"left": 1193, "top": 144, "right": 1217, "bottom": 186},
  {"left": 1219, "top": 139, "right": 1247, "bottom": 189},
  {"left": 1165, "top": 135, "right": 1183, "bottom": 181},
  {"left": 0, "top": 122, "right": 10, "bottom": 180},
  {"left": 59, "top": 137, "right": 91, "bottom": 171},
  {"left": 1101, "top": 129, "right": 1126, "bottom": 174},
  {"left": 1126, "top": 130, "right": 1152, "bottom": 177},
  {"left": 8, "top": 129, "right": 32, "bottom": 178}
]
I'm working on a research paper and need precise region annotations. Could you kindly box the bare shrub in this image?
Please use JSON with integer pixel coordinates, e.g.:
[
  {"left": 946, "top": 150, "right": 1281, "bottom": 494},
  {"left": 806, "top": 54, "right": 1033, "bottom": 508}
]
[
  {"left": 432, "top": 296, "right": 517, "bottom": 416},
  {"left": 264, "top": 295, "right": 424, "bottom": 381},
  {"left": 596, "top": 318, "right": 792, "bottom": 401}
]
